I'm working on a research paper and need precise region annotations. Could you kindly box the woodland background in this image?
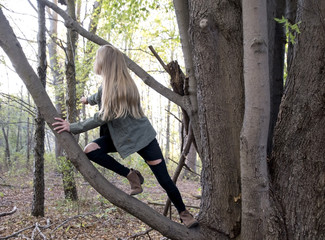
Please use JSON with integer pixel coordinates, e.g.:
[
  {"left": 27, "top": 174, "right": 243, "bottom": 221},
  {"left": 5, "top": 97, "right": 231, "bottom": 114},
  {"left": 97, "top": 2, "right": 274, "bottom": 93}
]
[
  {"left": 1, "top": 0, "right": 199, "bottom": 239},
  {"left": 1, "top": 0, "right": 325, "bottom": 240}
]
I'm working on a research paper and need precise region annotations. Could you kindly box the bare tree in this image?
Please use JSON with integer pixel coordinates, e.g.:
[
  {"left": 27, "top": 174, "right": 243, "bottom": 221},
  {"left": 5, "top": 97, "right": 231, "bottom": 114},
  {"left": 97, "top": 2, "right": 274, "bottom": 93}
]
[
  {"left": 31, "top": 0, "right": 47, "bottom": 217},
  {"left": 61, "top": 0, "right": 78, "bottom": 201}
]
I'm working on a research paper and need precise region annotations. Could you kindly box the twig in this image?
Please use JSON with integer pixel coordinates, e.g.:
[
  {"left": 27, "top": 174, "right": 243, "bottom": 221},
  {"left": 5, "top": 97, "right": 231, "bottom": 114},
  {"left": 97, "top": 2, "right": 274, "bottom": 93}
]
[
  {"left": 148, "top": 201, "right": 200, "bottom": 209},
  {"left": 50, "top": 213, "right": 94, "bottom": 233},
  {"left": 168, "top": 158, "right": 201, "bottom": 177},
  {"left": 128, "top": 228, "right": 154, "bottom": 239},
  {"left": 0, "top": 206, "right": 17, "bottom": 218},
  {"left": 165, "top": 108, "right": 182, "bottom": 123},
  {"left": 148, "top": 45, "right": 169, "bottom": 73},
  {"left": 32, "top": 222, "right": 47, "bottom": 240},
  {"left": 0, "top": 225, "right": 35, "bottom": 240}
]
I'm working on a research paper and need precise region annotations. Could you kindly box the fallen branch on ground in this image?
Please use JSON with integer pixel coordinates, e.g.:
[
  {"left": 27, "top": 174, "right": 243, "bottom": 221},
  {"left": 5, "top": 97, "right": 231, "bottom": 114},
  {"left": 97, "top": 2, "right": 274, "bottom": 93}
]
[
  {"left": 0, "top": 206, "right": 17, "bottom": 218},
  {"left": 128, "top": 228, "right": 154, "bottom": 239}
]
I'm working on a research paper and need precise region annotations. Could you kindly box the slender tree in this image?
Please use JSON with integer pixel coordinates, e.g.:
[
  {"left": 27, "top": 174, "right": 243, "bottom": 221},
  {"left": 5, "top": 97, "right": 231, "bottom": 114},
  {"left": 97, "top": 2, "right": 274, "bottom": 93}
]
[
  {"left": 47, "top": 0, "right": 65, "bottom": 171},
  {"left": 31, "top": 0, "right": 47, "bottom": 217},
  {"left": 61, "top": 0, "right": 79, "bottom": 201},
  {"left": 241, "top": 0, "right": 270, "bottom": 238}
]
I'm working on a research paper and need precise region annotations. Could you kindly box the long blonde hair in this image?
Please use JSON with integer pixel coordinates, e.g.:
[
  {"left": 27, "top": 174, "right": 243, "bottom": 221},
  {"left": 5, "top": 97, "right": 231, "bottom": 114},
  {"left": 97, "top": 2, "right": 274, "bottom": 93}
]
[{"left": 94, "top": 45, "right": 144, "bottom": 120}]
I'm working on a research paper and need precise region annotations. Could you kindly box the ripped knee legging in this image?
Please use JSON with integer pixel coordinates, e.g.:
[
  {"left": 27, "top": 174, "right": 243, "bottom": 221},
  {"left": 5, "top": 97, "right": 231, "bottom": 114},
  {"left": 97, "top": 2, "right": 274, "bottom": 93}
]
[{"left": 85, "top": 135, "right": 186, "bottom": 213}]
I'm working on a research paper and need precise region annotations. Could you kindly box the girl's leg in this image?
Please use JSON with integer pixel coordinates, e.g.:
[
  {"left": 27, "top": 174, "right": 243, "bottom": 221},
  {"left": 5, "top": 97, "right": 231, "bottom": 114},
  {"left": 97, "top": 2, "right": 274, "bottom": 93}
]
[
  {"left": 137, "top": 139, "right": 186, "bottom": 213},
  {"left": 84, "top": 135, "right": 130, "bottom": 177},
  {"left": 84, "top": 134, "right": 144, "bottom": 195},
  {"left": 138, "top": 138, "right": 198, "bottom": 228}
]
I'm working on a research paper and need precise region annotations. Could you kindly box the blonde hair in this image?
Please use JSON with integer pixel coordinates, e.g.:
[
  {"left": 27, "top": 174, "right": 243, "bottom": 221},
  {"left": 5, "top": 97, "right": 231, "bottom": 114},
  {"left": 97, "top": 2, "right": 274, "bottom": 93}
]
[{"left": 94, "top": 45, "right": 144, "bottom": 120}]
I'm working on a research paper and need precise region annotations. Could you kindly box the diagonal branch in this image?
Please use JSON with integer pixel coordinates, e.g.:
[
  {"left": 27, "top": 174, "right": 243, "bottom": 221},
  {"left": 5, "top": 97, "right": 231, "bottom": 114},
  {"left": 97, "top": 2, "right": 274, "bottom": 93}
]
[
  {"left": 38, "top": 0, "right": 187, "bottom": 111},
  {"left": 0, "top": 8, "right": 204, "bottom": 240}
]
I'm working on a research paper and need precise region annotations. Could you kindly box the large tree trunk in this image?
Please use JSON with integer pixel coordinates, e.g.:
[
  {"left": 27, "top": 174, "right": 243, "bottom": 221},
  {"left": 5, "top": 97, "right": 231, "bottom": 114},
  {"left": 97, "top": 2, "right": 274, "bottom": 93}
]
[
  {"left": 31, "top": 0, "right": 47, "bottom": 217},
  {"left": 188, "top": 1, "right": 244, "bottom": 237},
  {"left": 270, "top": 1, "right": 325, "bottom": 239},
  {"left": 241, "top": 0, "right": 270, "bottom": 239}
]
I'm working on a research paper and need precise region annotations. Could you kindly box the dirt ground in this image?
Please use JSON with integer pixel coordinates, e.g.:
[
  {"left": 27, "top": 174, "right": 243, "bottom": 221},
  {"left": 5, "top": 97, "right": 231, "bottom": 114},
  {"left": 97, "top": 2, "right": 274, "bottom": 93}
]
[{"left": 0, "top": 167, "right": 201, "bottom": 240}]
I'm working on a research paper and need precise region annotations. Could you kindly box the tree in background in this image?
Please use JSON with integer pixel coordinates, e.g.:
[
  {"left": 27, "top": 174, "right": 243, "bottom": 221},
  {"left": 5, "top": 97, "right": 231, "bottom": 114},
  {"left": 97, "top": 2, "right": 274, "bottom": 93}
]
[
  {"left": 61, "top": 0, "right": 79, "bottom": 201},
  {"left": 31, "top": 0, "right": 47, "bottom": 217}
]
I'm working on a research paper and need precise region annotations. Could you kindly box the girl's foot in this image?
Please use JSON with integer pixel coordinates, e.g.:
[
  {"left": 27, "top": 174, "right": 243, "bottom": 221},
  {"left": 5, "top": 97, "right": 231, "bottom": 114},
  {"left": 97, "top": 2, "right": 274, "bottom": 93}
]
[
  {"left": 126, "top": 169, "right": 144, "bottom": 195},
  {"left": 179, "top": 210, "right": 199, "bottom": 228}
]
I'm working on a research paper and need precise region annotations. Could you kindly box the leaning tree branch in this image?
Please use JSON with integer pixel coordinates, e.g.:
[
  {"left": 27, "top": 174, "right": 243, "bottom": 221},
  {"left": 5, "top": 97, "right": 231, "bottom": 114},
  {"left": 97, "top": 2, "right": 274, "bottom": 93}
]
[
  {"left": 38, "top": 0, "right": 187, "bottom": 111},
  {"left": 0, "top": 9, "right": 205, "bottom": 240}
]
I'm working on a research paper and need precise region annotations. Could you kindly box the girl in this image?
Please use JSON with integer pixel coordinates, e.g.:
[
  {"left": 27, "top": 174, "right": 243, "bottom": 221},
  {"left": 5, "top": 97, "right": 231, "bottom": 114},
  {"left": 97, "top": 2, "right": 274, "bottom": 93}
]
[{"left": 53, "top": 45, "right": 198, "bottom": 228}]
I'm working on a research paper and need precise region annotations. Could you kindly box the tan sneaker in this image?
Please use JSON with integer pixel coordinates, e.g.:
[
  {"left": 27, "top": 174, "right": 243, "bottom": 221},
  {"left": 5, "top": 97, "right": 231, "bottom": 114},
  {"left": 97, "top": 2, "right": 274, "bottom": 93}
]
[
  {"left": 126, "top": 169, "right": 144, "bottom": 195},
  {"left": 179, "top": 210, "right": 199, "bottom": 228}
]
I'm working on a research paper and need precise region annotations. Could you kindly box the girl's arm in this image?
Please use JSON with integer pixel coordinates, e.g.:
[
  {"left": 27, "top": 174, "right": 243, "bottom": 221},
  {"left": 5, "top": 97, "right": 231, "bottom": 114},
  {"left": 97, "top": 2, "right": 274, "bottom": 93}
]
[
  {"left": 86, "top": 87, "right": 102, "bottom": 106},
  {"left": 53, "top": 112, "right": 106, "bottom": 135}
]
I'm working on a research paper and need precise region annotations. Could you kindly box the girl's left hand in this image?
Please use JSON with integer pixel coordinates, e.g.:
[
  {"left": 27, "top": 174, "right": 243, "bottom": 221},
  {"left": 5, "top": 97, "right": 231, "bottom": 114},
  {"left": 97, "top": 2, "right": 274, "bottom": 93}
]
[{"left": 52, "top": 117, "right": 70, "bottom": 133}]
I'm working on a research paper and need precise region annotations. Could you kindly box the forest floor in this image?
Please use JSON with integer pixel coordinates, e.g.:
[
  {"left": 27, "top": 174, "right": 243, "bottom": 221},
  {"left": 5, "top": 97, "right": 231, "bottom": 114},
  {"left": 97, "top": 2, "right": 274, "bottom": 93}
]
[{"left": 0, "top": 164, "right": 201, "bottom": 240}]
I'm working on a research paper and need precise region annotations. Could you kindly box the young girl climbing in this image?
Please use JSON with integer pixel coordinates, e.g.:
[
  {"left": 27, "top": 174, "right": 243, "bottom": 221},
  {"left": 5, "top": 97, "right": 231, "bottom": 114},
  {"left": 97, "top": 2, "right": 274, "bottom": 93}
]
[{"left": 52, "top": 44, "right": 198, "bottom": 228}]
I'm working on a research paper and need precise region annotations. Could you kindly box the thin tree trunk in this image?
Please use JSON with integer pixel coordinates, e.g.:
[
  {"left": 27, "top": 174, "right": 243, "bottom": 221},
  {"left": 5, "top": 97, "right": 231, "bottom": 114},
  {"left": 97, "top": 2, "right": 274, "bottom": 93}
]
[
  {"left": 15, "top": 88, "right": 24, "bottom": 153},
  {"left": 63, "top": 0, "right": 78, "bottom": 201},
  {"left": 26, "top": 93, "right": 31, "bottom": 168},
  {"left": 2, "top": 126, "right": 10, "bottom": 169},
  {"left": 32, "top": 0, "right": 47, "bottom": 217},
  {"left": 164, "top": 100, "right": 171, "bottom": 163},
  {"left": 173, "top": 0, "right": 201, "bottom": 155},
  {"left": 46, "top": 0, "right": 65, "bottom": 167},
  {"left": 241, "top": 0, "right": 270, "bottom": 238},
  {"left": 183, "top": 143, "right": 196, "bottom": 179}
]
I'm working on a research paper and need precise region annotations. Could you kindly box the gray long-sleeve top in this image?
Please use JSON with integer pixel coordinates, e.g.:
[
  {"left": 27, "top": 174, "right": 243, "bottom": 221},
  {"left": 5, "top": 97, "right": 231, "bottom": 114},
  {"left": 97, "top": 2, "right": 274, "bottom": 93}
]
[{"left": 70, "top": 87, "right": 156, "bottom": 159}]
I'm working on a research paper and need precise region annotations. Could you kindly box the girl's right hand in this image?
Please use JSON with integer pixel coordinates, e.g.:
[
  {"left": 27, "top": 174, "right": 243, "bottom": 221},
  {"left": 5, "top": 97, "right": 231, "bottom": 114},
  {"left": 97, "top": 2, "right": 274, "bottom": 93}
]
[
  {"left": 52, "top": 118, "right": 71, "bottom": 133},
  {"left": 80, "top": 96, "right": 88, "bottom": 104}
]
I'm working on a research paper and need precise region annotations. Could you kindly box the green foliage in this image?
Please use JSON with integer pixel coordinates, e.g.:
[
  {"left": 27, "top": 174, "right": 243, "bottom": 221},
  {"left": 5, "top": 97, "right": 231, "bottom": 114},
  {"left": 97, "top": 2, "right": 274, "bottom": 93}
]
[{"left": 275, "top": 16, "right": 301, "bottom": 44}]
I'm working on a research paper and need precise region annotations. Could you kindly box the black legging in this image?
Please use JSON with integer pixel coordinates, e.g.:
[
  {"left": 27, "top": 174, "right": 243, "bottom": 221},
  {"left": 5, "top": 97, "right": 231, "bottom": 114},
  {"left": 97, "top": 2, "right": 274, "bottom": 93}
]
[{"left": 85, "top": 135, "right": 186, "bottom": 213}]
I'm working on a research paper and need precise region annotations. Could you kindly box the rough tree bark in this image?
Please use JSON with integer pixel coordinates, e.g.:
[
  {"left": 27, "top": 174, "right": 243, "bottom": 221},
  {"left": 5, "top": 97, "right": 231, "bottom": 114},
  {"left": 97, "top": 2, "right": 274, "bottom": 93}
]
[
  {"left": 172, "top": 0, "right": 201, "bottom": 155},
  {"left": 0, "top": 8, "right": 206, "bottom": 240},
  {"left": 1, "top": 125, "right": 10, "bottom": 169},
  {"left": 26, "top": 93, "right": 31, "bottom": 168},
  {"left": 31, "top": 0, "right": 47, "bottom": 217},
  {"left": 188, "top": 1, "right": 244, "bottom": 237},
  {"left": 47, "top": 0, "right": 65, "bottom": 173},
  {"left": 269, "top": 1, "right": 325, "bottom": 239},
  {"left": 241, "top": 0, "right": 270, "bottom": 239},
  {"left": 62, "top": 0, "right": 78, "bottom": 201}
]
